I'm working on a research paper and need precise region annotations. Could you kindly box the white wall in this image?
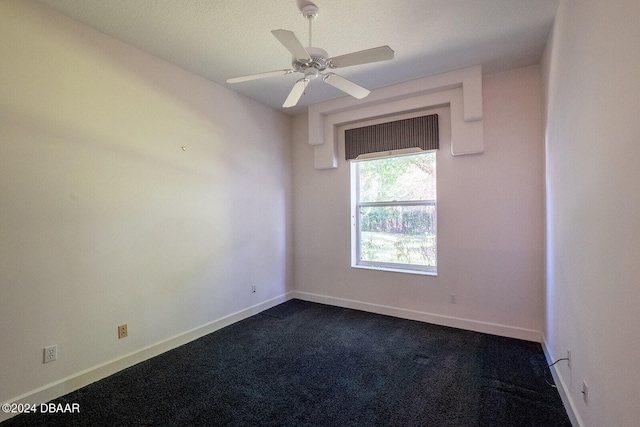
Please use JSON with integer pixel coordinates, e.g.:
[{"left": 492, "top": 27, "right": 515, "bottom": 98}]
[
  {"left": 542, "top": 0, "right": 640, "bottom": 425},
  {"left": 292, "top": 65, "right": 545, "bottom": 340},
  {"left": 0, "top": 0, "right": 292, "bottom": 407}
]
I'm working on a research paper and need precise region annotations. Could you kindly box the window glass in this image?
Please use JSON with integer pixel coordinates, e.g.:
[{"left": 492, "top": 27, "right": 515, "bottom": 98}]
[{"left": 352, "top": 151, "right": 437, "bottom": 274}]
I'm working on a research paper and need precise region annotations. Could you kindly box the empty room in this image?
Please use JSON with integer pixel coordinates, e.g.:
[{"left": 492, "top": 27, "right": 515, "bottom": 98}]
[{"left": 1, "top": 1, "right": 639, "bottom": 426}]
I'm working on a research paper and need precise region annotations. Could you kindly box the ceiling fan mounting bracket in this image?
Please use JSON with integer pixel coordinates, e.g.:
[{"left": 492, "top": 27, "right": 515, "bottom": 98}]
[{"left": 301, "top": 3, "right": 319, "bottom": 20}]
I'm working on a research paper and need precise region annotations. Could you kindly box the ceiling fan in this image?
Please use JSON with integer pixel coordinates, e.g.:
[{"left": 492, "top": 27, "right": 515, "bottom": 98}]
[{"left": 226, "top": 1, "right": 394, "bottom": 108}]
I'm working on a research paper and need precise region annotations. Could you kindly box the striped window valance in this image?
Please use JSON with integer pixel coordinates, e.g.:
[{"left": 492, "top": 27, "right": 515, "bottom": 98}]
[{"left": 345, "top": 114, "right": 439, "bottom": 160}]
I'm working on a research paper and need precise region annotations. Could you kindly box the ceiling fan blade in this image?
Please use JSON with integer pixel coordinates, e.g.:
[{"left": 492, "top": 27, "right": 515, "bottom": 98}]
[
  {"left": 271, "top": 29, "right": 311, "bottom": 60},
  {"left": 226, "top": 69, "right": 294, "bottom": 84},
  {"left": 283, "top": 78, "right": 309, "bottom": 108},
  {"left": 322, "top": 73, "right": 370, "bottom": 99},
  {"left": 328, "top": 45, "right": 394, "bottom": 69}
]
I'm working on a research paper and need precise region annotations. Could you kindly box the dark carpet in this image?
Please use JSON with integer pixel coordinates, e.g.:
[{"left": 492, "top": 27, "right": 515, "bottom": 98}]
[{"left": 2, "top": 299, "right": 571, "bottom": 426}]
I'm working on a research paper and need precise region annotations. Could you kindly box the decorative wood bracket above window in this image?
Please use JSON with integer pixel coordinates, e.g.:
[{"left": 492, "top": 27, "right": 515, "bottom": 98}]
[{"left": 307, "top": 65, "right": 484, "bottom": 169}]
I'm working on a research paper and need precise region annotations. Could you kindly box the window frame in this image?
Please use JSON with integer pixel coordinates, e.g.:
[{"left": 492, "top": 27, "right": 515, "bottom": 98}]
[{"left": 350, "top": 151, "right": 437, "bottom": 276}]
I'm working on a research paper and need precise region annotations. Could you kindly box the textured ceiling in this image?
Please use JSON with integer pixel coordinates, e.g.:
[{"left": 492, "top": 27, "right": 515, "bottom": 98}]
[{"left": 35, "top": 0, "right": 559, "bottom": 115}]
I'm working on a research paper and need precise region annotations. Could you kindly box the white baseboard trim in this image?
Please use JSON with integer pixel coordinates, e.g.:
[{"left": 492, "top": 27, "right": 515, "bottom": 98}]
[
  {"left": 0, "top": 292, "right": 293, "bottom": 423},
  {"left": 541, "top": 336, "right": 583, "bottom": 427},
  {"left": 293, "top": 291, "right": 542, "bottom": 342}
]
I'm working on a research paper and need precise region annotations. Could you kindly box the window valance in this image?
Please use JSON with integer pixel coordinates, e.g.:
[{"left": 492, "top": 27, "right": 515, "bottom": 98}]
[{"left": 345, "top": 114, "right": 439, "bottom": 160}]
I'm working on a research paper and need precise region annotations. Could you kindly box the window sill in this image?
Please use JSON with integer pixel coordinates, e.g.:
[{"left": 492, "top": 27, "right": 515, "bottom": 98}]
[{"left": 352, "top": 263, "right": 437, "bottom": 277}]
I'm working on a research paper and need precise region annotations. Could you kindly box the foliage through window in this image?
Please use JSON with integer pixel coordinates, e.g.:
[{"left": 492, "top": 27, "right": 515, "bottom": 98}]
[{"left": 351, "top": 151, "right": 436, "bottom": 274}]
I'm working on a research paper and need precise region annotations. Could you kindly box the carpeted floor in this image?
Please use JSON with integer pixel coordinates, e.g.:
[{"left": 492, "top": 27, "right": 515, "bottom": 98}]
[{"left": 2, "top": 299, "right": 571, "bottom": 426}]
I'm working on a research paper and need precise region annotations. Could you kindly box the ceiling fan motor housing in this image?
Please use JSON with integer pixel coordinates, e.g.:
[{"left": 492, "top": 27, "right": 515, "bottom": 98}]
[{"left": 292, "top": 46, "right": 328, "bottom": 73}]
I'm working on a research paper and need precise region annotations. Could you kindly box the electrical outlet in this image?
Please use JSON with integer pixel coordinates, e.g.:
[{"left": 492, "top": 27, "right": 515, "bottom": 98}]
[
  {"left": 582, "top": 381, "right": 589, "bottom": 405},
  {"left": 43, "top": 345, "right": 57, "bottom": 363},
  {"left": 567, "top": 349, "right": 571, "bottom": 368},
  {"left": 118, "top": 324, "right": 128, "bottom": 339},
  {"left": 449, "top": 294, "right": 456, "bottom": 304},
  {"left": 251, "top": 285, "right": 256, "bottom": 293}
]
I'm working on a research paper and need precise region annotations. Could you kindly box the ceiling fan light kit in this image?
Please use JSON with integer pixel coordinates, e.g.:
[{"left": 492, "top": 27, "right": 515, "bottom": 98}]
[{"left": 226, "top": 1, "right": 394, "bottom": 108}]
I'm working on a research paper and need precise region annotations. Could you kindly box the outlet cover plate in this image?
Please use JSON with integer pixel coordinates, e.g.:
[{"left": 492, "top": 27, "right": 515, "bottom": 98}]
[
  {"left": 118, "top": 324, "right": 128, "bottom": 339},
  {"left": 44, "top": 345, "right": 57, "bottom": 363}
]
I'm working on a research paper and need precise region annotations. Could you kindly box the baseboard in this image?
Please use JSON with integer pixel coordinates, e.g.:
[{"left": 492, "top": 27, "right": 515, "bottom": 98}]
[
  {"left": 0, "top": 292, "right": 293, "bottom": 423},
  {"left": 541, "top": 336, "right": 584, "bottom": 427},
  {"left": 294, "top": 291, "right": 542, "bottom": 342}
]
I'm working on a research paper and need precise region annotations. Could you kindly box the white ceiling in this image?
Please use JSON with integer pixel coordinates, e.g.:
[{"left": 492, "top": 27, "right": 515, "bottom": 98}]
[{"left": 35, "top": 0, "right": 559, "bottom": 115}]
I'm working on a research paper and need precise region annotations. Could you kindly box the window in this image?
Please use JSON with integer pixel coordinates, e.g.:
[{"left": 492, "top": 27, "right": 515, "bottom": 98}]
[{"left": 351, "top": 151, "right": 437, "bottom": 275}]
